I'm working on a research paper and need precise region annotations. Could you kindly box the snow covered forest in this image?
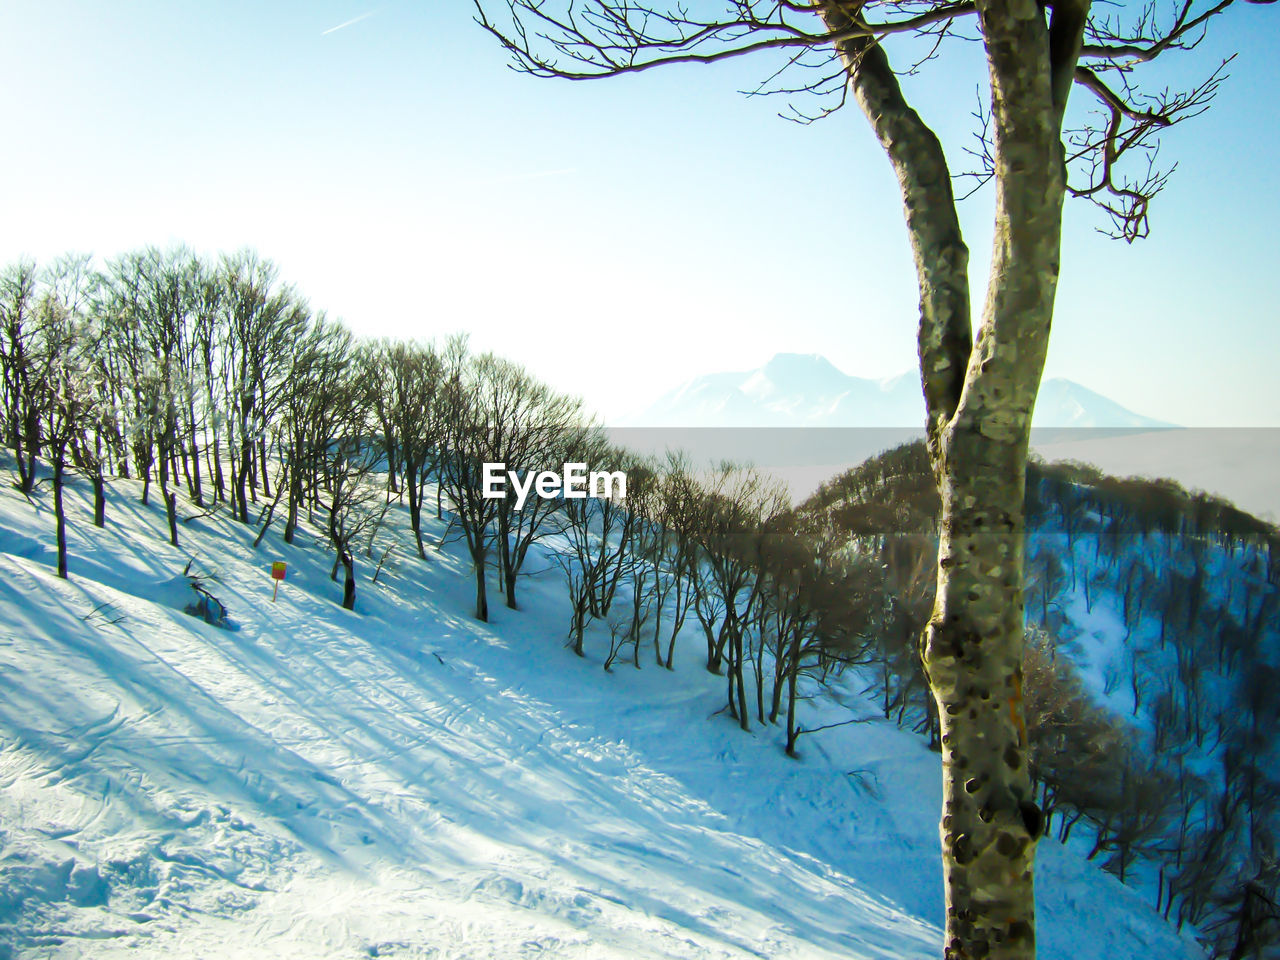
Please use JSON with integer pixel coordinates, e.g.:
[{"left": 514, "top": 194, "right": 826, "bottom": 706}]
[
  {"left": 804, "top": 444, "right": 1280, "bottom": 954},
  {"left": 1, "top": 247, "right": 1277, "bottom": 958}
]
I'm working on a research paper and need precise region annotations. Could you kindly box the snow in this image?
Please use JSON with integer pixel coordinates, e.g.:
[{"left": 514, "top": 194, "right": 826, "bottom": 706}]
[{"left": 0, "top": 462, "right": 1205, "bottom": 958}]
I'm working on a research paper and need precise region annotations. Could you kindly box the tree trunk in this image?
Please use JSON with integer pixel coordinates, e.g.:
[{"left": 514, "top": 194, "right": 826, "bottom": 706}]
[
  {"left": 342, "top": 551, "right": 356, "bottom": 610},
  {"left": 179, "top": 438, "right": 193, "bottom": 498},
  {"left": 785, "top": 659, "right": 800, "bottom": 758},
  {"left": 17, "top": 409, "right": 39, "bottom": 494},
  {"left": 771, "top": 626, "right": 797, "bottom": 725},
  {"left": 663, "top": 575, "right": 686, "bottom": 669},
  {"left": 384, "top": 435, "right": 398, "bottom": 494},
  {"left": 920, "top": 7, "right": 1076, "bottom": 950},
  {"left": 652, "top": 590, "right": 666, "bottom": 667},
  {"left": 725, "top": 650, "right": 737, "bottom": 721},
  {"left": 92, "top": 474, "right": 105, "bottom": 528},
  {"left": 473, "top": 548, "right": 489, "bottom": 622},
  {"left": 53, "top": 453, "right": 68, "bottom": 579},
  {"left": 187, "top": 408, "right": 204, "bottom": 506},
  {"left": 259, "top": 436, "right": 271, "bottom": 498},
  {"left": 159, "top": 441, "right": 179, "bottom": 547},
  {"left": 407, "top": 463, "right": 427, "bottom": 558},
  {"left": 284, "top": 461, "right": 301, "bottom": 545},
  {"left": 212, "top": 420, "right": 225, "bottom": 500},
  {"left": 924, "top": 437, "right": 1042, "bottom": 959},
  {"left": 165, "top": 489, "right": 179, "bottom": 547},
  {"left": 697, "top": 596, "right": 721, "bottom": 673},
  {"left": 255, "top": 467, "right": 288, "bottom": 548},
  {"left": 236, "top": 438, "right": 251, "bottom": 523},
  {"left": 571, "top": 590, "right": 587, "bottom": 657},
  {"left": 15, "top": 435, "right": 35, "bottom": 495},
  {"left": 755, "top": 626, "right": 766, "bottom": 724},
  {"left": 822, "top": 0, "right": 1083, "bottom": 951},
  {"left": 498, "top": 511, "right": 518, "bottom": 609}
]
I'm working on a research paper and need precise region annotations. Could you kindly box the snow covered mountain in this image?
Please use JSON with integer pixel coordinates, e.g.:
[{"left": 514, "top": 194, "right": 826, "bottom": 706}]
[
  {"left": 620, "top": 353, "right": 1173, "bottom": 429},
  {"left": 613, "top": 355, "right": 1280, "bottom": 524},
  {"left": 614, "top": 353, "right": 1280, "bottom": 521},
  {"left": 0, "top": 460, "right": 1201, "bottom": 959}
]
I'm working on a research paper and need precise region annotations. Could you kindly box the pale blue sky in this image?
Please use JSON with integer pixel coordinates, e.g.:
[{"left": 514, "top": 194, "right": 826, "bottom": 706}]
[{"left": 0, "top": 1, "right": 1275, "bottom": 425}]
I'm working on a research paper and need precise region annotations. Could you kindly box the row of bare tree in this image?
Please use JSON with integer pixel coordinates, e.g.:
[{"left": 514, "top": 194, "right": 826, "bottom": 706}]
[
  {"left": 551, "top": 455, "right": 876, "bottom": 754},
  {"left": 0, "top": 249, "right": 593, "bottom": 614},
  {"left": 0, "top": 253, "right": 927, "bottom": 760}
]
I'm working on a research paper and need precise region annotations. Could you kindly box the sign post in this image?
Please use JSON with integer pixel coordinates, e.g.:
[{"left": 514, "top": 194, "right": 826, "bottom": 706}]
[{"left": 271, "top": 561, "right": 287, "bottom": 602}]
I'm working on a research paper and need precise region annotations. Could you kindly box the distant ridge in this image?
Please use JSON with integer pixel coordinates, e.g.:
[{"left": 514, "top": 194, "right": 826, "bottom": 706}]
[
  {"left": 619, "top": 353, "right": 1174, "bottom": 430},
  {"left": 611, "top": 355, "right": 1280, "bottom": 523}
]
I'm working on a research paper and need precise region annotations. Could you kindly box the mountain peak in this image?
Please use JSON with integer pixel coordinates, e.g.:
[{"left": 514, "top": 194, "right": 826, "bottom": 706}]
[
  {"left": 762, "top": 353, "right": 847, "bottom": 379},
  {"left": 745, "top": 353, "right": 852, "bottom": 404},
  {"left": 618, "top": 355, "right": 1171, "bottom": 429}
]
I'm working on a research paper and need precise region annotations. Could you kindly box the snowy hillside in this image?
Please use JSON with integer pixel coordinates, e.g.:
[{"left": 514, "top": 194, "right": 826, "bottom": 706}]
[
  {"left": 620, "top": 354, "right": 1173, "bottom": 430},
  {"left": 800, "top": 441, "right": 1280, "bottom": 956},
  {"left": 0, "top": 463, "right": 1203, "bottom": 959}
]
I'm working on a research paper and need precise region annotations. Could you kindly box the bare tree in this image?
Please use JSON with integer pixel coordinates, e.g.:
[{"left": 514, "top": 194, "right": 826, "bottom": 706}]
[
  {"left": 319, "top": 347, "right": 386, "bottom": 611},
  {"left": 376, "top": 340, "right": 444, "bottom": 560},
  {"left": 605, "top": 459, "right": 661, "bottom": 670},
  {"left": 472, "top": 1, "right": 1270, "bottom": 952},
  {"left": 437, "top": 338, "right": 504, "bottom": 621},
  {"left": 96, "top": 248, "right": 183, "bottom": 526},
  {"left": 219, "top": 250, "right": 307, "bottom": 524},
  {"left": 35, "top": 260, "right": 94, "bottom": 577},
  {"left": 651, "top": 453, "right": 700, "bottom": 669},
  {"left": 755, "top": 513, "right": 822, "bottom": 747},
  {"left": 0, "top": 255, "right": 104, "bottom": 574},
  {"left": 0, "top": 261, "right": 47, "bottom": 494},
  {"left": 690, "top": 464, "right": 787, "bottom": 731},
  {"left": 1204, "top": 845, "right": 1280, "bottom": 960},
  {"left": 279, "top": 315, "right": 354, "bottom": 546},
  {"left": 485, "top": 361, "right": 587, "bottom": 610}
]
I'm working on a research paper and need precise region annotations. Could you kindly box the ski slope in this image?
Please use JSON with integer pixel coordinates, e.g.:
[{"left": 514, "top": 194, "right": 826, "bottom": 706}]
[{"left": 0, "top": 464, "right": 1204, "bottom": 958}]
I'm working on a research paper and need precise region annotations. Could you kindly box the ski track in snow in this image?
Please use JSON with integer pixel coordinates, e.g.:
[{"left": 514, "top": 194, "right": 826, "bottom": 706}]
[{"left": 0, "top": 466, "right": 1203, "bottom": 959}]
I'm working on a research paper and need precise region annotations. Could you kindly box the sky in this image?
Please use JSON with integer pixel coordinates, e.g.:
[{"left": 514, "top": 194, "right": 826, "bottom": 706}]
[{"left": 0, "top": 1, "right": 1276, "bottom": 425}]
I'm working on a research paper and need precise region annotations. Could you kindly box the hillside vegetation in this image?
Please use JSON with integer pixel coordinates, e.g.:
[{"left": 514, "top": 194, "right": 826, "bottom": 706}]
[{"left": 799, "top": 442, "right": 1280, "bottom": 958}]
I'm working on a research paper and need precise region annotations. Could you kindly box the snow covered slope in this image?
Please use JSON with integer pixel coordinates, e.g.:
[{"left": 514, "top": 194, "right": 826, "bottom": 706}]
[{"left": 0, "top": 464, "right": 1202, "bottom": 958}]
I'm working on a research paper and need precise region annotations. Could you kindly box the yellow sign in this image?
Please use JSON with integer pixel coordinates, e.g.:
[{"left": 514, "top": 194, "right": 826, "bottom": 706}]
[{"left": 271, "top": 562, "right": 287, "bottom": 580}]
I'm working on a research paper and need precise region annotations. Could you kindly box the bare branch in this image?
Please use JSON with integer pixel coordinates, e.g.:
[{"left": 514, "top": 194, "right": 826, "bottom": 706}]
[
  {"left": 472, "top": 0, "right": 979, "bottom": 110},
  {"left": 954, "top": 86, "right": 994, "bottom": 200},
  {"left": 473, "top": 0, "right": 1270, "bottom": 238},
  {"left": 1067, "top": 56, "right": 1231, "bottom": 240},
  {"left": 1080, "top": 0, "right": 1257, "bottom": 67}
]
